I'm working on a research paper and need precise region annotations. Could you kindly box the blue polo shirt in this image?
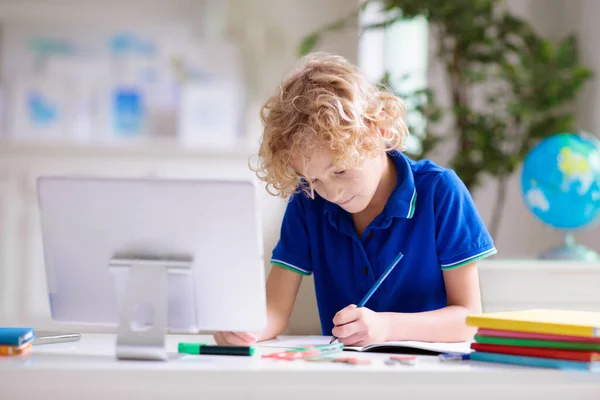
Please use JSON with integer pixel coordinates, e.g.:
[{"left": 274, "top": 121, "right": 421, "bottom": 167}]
[{"left": 271, "top": 151, "right": 497, "bottom": 335}]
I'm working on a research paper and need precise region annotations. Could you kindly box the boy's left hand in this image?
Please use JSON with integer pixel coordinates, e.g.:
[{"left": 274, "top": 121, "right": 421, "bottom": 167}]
[{"left": 331, "top": 304, "right": 388, "bottom": 346}]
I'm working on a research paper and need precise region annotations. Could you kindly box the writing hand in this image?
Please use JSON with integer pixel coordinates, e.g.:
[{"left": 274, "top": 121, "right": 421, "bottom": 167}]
[{"left": 331, "top": 304, "right": 388, "bottom": 346}]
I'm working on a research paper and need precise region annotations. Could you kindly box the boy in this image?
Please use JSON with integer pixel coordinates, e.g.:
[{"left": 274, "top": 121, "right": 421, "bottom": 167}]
[{"left": 214, "top": 53, "right": 496, "bottom": 347}]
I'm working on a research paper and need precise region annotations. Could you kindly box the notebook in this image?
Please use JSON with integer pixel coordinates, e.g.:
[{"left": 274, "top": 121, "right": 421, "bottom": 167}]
[
  {"left": 474, "top": 334, "right": 600, "bottom": 351},
  {"left": 344, "top": 340, "right": 472, "bottom": 355},
  {"left": 260, "top": 336, "right": 472, "bottom": 355},
  {"left": 0, "top": 327, "right": 35, "bottom": 347},
  {"left": 470, "top": 352, "right": 600, "bottom": 371},
  {"left": 466, "top": 309, "right": 600, "bottom": 338},
  {"left": 471, "top": 342, "right": 600, "bottom": 362}
]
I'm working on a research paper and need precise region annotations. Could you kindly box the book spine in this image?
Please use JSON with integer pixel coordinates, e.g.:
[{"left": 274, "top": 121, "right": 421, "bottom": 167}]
[
  {"left": 474, "top": 334, "right": 600, "bottom": 351},
  {"left": 465, "top": 317, "right": 596, "bottom": 338},
  {"left": 470, "top": 352, "right": 596, "bottom": 371},
  {"left": 0, "top": 346, "right": 18, "bottom": 355},
  {"left": 0, "top": 344, "right": 30, "bottom": 356},
  {"left": 471, "top": 343, "right": 599, "bottom": 362},
  {"left": 0, "top": 337, "right": 20, "bottom": 346}
]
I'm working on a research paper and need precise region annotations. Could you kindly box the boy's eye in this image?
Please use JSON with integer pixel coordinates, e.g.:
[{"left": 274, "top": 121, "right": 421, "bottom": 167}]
[
  {"left": 311, "top": 179, "right": 320, "bottom": 184},
  {"left": 334, "top": 170, "right": 347, "bottom": 176}
]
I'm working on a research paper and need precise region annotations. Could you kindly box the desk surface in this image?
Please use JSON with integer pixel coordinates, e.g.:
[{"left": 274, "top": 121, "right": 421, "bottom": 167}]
[{"left": 1, "top": 334, "right": 599, "bottom": 400}]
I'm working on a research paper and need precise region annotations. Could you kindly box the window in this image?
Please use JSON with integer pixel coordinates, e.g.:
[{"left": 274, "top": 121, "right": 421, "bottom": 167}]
[{"left": 358, "top": 2, "right": 428, "bottom": 155}]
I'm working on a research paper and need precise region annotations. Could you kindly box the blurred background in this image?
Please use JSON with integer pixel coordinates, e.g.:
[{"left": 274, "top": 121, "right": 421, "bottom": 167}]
[{"left": 0, "top": 0, "right": 599, "bottom": 333}]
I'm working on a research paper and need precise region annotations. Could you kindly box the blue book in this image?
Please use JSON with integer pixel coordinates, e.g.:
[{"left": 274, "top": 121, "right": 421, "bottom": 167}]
[
  {"left": 470, "top": 352, "right": 600, "bottom": 372},
  {"left": 0, "top": 327, "right": 35, "bottom": 346}
]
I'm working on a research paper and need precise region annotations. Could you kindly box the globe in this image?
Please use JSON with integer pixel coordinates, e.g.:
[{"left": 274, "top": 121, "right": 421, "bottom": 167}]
[{"left": 521, "top": 132, "right": 600, "bottom": 260}]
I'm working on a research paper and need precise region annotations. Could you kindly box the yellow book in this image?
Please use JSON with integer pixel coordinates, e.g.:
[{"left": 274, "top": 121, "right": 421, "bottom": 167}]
[{"left": 466, "top": 309, "right": 600, "bottom": 338}]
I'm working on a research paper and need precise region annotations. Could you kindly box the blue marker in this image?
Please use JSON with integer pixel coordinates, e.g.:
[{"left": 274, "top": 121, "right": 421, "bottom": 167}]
[
  {"left": 330, "top": 252, "right": 404, "bottom": 344},
  {"left": 439, "top": 353, "right": 470, "bottom": 361}
]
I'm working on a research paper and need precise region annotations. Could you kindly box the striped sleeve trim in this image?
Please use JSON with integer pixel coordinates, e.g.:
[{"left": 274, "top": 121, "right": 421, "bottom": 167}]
[
  {"left": 271, "top": 260, "right": 311, "bottom": 276},
  {"left": 440, "top": 247, "right": 497, "bottom": 271},
  {"left": 407, "top": 189, "right": 417, "bottom": 219}
]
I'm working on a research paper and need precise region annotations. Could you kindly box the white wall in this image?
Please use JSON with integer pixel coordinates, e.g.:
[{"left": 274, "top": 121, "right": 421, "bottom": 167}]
[{"left": 225, "top": 0, "right": 359, "bottom": 141}]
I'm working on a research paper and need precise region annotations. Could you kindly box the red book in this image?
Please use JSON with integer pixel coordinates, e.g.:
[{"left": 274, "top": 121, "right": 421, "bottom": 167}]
[
  {"left": 471, "top": 342, "right": 600, "bottom": 362},
  {"left": 471, "top": 343, "right": 600, "bottom": 362}
]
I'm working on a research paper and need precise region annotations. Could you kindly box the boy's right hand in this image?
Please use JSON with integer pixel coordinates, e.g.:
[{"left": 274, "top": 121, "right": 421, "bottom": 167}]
[{"left": 213, "top": 331, "right": 258, "bottom": 346}]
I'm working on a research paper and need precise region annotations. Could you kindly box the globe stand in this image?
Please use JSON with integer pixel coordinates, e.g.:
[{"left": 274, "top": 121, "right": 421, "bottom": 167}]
[{"left": 539, "top": 231, "right": 600, "bottom": 261}]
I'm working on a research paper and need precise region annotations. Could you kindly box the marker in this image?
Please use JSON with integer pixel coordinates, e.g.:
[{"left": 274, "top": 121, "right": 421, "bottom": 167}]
[
  {"left": 294, "top": 343, "right": 344, "bottom": 353},
  {"left": 330, "top": 252, "right": 404, "bottom": 344},
  {"left": 262, "top": 348, "right": 305, "bottom": 359},
  {"left": 178, "top": 343, "right": 255, "bottom": 356},
  {"left": 438, "top": 353, "right": 470, "bottom": 361},
  {"left": 263, "top": 343, "right": 344, "bottom": 360},
  {"left": 284, "top": 343, "right": 344, "bottom": 359}
]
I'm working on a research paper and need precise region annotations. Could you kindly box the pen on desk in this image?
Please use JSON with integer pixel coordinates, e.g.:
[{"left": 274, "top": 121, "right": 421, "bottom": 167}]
[
  {"left": 439, "top": 353, "right": 470, "bottom": 361},
  {"left": 178, "top": 343, "right": 255, "bottom": 356},
  {"left": 330, "top": 252, "right": 404, "bottom": 344}
]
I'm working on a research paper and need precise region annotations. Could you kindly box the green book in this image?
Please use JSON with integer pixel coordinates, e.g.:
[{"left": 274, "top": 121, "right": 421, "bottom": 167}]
[{"left": 474, "top": 335, "right": 600, "bottom": 351}]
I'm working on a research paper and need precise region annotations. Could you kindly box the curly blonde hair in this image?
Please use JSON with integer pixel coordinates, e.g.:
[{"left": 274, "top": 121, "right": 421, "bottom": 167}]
[{"left": 253, "top": 52, "right": 409, "bottom": 198}]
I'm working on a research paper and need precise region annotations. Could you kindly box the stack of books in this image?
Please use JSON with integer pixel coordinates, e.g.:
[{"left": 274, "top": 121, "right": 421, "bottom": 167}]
[
  {"left": 0, "top": 327, "right": 35, "bottom": 356},
  {"left": 466, "top": 309, "right": 600, "bottom": 371}
]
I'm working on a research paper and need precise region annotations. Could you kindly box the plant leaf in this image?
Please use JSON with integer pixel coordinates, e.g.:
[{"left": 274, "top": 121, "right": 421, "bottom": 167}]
[{"left": 299, "top": 33, "right": 321, "bottom": 56}]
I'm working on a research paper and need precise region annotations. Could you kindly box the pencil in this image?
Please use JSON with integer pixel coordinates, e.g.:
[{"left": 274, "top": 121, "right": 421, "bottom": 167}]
[{"left": 330, "top": 252, "right": 404, "bottom": 344}]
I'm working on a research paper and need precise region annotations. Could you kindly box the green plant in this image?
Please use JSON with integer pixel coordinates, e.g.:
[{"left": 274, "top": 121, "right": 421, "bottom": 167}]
[{"left": 300, "top": 0, "right": 592, "bottom": 238}]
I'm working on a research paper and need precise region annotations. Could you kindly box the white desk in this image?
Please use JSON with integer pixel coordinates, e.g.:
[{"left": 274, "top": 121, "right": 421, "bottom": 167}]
[{"left": 1, "top": 334, "right": 599, "bottom": 399}]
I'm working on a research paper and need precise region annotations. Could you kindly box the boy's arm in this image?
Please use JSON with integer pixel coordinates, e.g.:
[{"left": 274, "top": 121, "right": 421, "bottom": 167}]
[
  {"left": 332, "top": 262, "right": 482, "bottom": 344},
  {"left": 380, "top": 261, "right": 482, "bottom": 342},
  {"left": 258, "top": 265, "right": 303, "bottom": 341},
  {"left": 375, "top": 168, "right": 487, "bottom": 343}
]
